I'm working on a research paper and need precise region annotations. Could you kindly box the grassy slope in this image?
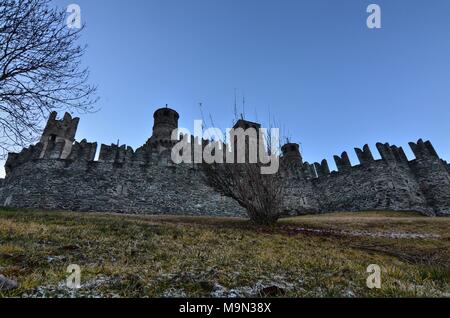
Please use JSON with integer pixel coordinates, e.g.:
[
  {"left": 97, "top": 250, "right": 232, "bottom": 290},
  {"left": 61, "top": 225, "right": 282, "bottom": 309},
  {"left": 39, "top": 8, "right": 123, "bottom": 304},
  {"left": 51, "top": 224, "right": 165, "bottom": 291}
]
[{"left": 0, "top": 209, "right": 448, "bottom": 298}]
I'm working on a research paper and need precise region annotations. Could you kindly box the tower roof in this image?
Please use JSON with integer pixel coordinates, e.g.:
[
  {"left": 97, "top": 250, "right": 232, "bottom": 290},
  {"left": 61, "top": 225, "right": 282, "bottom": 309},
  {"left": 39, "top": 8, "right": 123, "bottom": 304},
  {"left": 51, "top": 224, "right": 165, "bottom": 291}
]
[
  {"left": 233, "top": 119, "right": 261, "bottom": 130},
  {"left": 153, "top": 106, "right": 179, "bottom": 119}
]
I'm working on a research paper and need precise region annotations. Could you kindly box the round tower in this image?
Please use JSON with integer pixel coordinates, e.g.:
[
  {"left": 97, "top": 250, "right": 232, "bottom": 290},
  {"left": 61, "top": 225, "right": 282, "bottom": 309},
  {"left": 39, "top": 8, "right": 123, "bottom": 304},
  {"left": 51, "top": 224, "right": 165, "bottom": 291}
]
[
  {"left": 148, "top": 106, "right": 179, "bottom": 150},
  {"left": 281, "top": 143, "right": 303, "bottom": 164}
]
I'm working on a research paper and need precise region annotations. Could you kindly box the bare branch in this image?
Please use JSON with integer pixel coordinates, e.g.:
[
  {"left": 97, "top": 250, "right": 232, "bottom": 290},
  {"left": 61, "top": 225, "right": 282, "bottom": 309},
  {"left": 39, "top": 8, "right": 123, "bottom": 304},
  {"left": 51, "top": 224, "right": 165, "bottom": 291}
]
[{"left": 0, "top": 0, "right": 97, "bottom": 159}]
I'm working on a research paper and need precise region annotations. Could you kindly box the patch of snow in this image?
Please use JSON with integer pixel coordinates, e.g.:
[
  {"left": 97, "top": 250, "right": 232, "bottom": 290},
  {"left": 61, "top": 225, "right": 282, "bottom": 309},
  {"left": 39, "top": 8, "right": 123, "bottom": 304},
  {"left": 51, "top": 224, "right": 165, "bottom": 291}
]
[
  {"left": 23, "top": 276, "right": 117, "bottom": 298},
  {"left": 295, "top": 227, "right": 440, "bottom": 239},
  {"left": 211, "top": 280, "right": 294, "bottom": 298},
  {"left": 162, "top": 288, "right": 187, "bottom": 298}
]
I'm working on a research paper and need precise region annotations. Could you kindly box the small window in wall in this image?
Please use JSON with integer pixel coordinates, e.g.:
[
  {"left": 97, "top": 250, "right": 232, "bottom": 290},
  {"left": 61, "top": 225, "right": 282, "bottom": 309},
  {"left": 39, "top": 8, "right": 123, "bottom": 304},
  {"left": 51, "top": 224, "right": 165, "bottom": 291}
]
[{"left": 49, "top": 134, "right": 56, "bottom": 141}]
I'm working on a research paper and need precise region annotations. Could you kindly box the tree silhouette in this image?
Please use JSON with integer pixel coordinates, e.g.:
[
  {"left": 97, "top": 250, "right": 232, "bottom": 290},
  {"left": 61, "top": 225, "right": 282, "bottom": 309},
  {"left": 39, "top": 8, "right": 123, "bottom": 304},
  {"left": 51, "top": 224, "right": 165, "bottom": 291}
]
[{"left": 0, "top": 0, "right": 97, "bottom": 158}]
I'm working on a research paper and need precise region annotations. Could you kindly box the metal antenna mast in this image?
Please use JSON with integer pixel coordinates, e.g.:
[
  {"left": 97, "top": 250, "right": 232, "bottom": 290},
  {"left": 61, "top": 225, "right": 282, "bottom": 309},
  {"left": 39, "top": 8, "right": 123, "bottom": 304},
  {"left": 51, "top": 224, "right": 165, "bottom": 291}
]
[
  {"left": 242, "top": 94, "right": 246, "bottom": 120},
  {"left": 234, "top": 88, "right": 238, "bottom": 121}
]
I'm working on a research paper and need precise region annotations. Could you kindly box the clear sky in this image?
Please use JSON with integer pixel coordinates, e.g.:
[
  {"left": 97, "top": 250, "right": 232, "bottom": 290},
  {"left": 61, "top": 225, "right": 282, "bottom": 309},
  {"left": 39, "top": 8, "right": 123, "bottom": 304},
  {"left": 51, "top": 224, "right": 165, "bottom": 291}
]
[{"left": 2, "top": 0, "right": 450, "bottom": 176}]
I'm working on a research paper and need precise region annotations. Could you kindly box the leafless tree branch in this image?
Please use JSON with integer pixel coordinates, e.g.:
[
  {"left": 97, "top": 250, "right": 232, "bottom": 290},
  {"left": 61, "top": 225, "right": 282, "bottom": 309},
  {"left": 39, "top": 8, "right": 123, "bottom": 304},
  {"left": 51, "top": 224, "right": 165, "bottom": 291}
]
[
  {"left": 0, "top": 0, "right": 97, "bottom": 158},
  {"left": 201, "top": 120, "right": 285, "bottom": 225}
]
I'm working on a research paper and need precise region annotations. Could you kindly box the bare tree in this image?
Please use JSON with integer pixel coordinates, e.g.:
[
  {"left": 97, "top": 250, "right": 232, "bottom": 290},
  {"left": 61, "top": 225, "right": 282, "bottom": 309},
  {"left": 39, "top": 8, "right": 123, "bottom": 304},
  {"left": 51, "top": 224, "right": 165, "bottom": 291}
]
[
  {"left": 201, "top": 124, "right": 285, "bottom": 225},
  {"left": 203, "top": 162, "right": 284, "bottom": 225},
  {"left": 0, "top": 0, "right": 97, "bottom": 158}
]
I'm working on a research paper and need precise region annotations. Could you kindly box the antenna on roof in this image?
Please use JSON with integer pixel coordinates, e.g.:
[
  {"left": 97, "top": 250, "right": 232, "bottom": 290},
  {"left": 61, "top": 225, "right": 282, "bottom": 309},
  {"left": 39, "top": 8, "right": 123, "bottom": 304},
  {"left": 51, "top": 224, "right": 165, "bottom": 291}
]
[
  {"left": 242, "top": 95, "right": 246, "bottom": 119},
  {"left": 234, "top": 88, "right": 238, "bottom": 121},
  {"left": 198, "top": 102, "right": 205, "bottom": 130}
]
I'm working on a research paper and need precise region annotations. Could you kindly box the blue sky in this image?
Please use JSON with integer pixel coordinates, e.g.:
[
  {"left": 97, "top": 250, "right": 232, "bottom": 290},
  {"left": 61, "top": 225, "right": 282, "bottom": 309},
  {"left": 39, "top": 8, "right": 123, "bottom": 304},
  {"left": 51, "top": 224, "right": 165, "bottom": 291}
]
[{"left": 2, "top": 0, "right": 450, "bottom": 176}]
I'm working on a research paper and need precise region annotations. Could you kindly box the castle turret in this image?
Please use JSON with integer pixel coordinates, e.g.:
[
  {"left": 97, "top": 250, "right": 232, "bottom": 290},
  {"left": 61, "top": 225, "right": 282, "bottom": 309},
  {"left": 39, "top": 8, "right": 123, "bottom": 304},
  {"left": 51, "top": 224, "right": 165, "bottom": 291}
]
[
  {"left": 281, "top": 143, "right": 303, "bottom": 164},
  {"left": 230, "top": 119, "right": 262, "bottom": 163},
  {"left": 147, "top": 106, "right": 179, "bottom": 152},
  {"left": 40, "top": 112, "right": 79, "bottom": 159}
]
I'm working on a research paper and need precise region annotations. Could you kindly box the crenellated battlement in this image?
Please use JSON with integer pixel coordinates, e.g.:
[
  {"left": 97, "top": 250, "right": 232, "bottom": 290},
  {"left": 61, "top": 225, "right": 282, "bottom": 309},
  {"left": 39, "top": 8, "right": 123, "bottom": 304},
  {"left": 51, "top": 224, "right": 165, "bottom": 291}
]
[
  {"left": 333, "top": 151, "right": 352, "bottom": 172},
  {"left": 409, "top": 139, "right": 439, "bottom": 161},
  {"left": 355, "top": 144, "right": 375, "bottom": 165},
  {"left": 99, "top": 144, "right": 133, "bottom": 163},
  {"left": 294, "top": 139, "right": 441, "bottom": 181},
  {"left": 314, "top": 160, "right": 330, "bottom": 177},
  {"left": 376, "top": 143, "right": 408, "bottom": 163},
  {"left": 69, "top": 139, "right": 98, "bottom": 161},
  {"left": 4, "top": 143, "right": 43, "bottom": 175}
]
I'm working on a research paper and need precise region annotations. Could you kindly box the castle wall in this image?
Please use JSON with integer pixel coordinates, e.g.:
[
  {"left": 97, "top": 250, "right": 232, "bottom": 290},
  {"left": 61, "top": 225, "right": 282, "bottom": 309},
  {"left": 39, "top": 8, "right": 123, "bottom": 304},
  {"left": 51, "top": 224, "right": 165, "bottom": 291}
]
[
  {"left": 312, "top": 160, "right": 431, "bottom": 214},
  {"left": 281, "top": 161, "right": 321, "bottom": 215},
  {"left": 408, "top": 141, "right": 450, "bottom": 216},
  {"left": 283, "top": 177, "right": 321, "bottom": 214},
  {"left": 1, "top": 111, "right": 449, "bottom": 217},
  {"left": 280, "top": 141, "right": 450, "bottom": 216},
  {"left": 1, "top": 138, "right": 449, "bottom": 217},
  {"left": 0, "top": 153, "right": 246, "bottom": 217}
]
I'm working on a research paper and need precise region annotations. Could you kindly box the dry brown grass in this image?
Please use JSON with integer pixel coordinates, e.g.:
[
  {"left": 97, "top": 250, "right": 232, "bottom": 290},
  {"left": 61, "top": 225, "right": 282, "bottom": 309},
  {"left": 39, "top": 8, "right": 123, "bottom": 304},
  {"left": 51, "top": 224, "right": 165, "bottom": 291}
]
[{"left": 0, "top": 209, "right": 448, "bottom": 298}]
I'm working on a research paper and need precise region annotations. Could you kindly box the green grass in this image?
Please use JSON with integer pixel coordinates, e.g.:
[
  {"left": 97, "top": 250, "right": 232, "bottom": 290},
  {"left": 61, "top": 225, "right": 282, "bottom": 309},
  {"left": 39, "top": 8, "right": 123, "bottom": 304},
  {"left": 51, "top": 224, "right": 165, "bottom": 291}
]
[{"left": 0, "top": 209, "right": 448, "bottom": 298}]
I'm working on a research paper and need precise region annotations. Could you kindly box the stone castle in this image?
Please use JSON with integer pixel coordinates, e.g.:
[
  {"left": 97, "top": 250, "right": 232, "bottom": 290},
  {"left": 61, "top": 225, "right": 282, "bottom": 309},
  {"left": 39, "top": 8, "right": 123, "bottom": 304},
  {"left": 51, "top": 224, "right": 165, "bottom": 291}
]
[{"left": 0, "top": 107, "right": 449, "bottom": 217}]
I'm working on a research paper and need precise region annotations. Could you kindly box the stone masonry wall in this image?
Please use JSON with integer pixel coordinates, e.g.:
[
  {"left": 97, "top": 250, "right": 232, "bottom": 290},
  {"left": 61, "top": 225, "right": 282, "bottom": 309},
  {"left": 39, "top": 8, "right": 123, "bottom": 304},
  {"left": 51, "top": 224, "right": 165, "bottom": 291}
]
[
  {"left": 312, "top": 160, "right": 431, "bottom": 214},
  {"left": 1, "top": 139, "right": 450, "bottom": 217},
  {"left": 1, "top": 111, "right": 449, "bottom": 217},
  {"left": 0, "top": 151, "right": 246, "bottom": 217},
  {"left": 280, "top": 141, "right": 450, "bottom": 216}
]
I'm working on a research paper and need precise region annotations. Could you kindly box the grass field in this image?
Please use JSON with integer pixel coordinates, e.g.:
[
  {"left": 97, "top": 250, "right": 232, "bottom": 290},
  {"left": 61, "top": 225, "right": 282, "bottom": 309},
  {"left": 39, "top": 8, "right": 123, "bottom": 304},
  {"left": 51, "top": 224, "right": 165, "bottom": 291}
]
[{"left": 0, "top": 209, "right": 448, "bottom": 298}]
